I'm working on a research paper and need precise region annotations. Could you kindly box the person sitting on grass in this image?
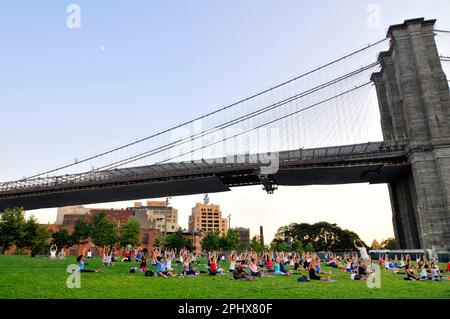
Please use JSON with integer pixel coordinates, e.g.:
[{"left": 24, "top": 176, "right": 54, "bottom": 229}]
[
  {"left": 182, "top": 253, "right": 198, "bottom": 276},
  {"left": 430, "top": 263, "right": 442, "bottom": 281},
  {"left": 208, "top": 252, "right": 219, "bottom": 276},
  {"left": 356, "top": 260, "right": 369, "bottom": 279},
  {"left": 293, "top": 254, "right": 302, "bottom": 271},
  {"left": 264, "top": 253, "right": 274, "bottom": 272},
  {"left": 249, "top": 254, "right": 261, "bottom": 277},
  {"left": 233, "top": 260, "right": 251, "bottom": 280},
  {"left": 315, "top": 257, "right": 332, "bottom": 276},
  {"left": 103, "top": 246, "right": 113, "bottom": 267},
  {"left": 165, "top": 250, "right": 173, "bottom": 271},
  {"left": 135, "top": 249, "right": 142, "bottom": 262},
  {"left": 228, "top": 250, "right": 237, "bottom": 273},
  {"left": 278, "top": 256, "right": 293, "bottom": 276},
  {"left": 76, "top": 254, "right": 101, "bottom": 273},
  {"left": 122, "top": 248, "right": 132, "bottom": 262},
  {"left": 399, "top": 255, "right": 406, "bottom": 269},
  {"left": 418, "top": 265, "right": 428, "bottom": 280},
  {"left": 50, "top": 244, "right": 57, "bottom": 260},
  {"left": 405, "top": 263, "right": 418, "bottom": 280},
  {"left": 308, "top": 259, "right": 333, "bottom": 281},
  {"left": 445, "top": 261, "right": 450, "bottom": 273},
  {"left": 58, "top": 248, "right": 66, "bottom": 260},
  {"left": 139, "top": 256, "right": 149, "bottom": 272},
  {"left": 326, "top": 254, "right": 338, "bottom": 269},
  {"left": 154, "top": 255, "right": 176, "bottom": 278}
]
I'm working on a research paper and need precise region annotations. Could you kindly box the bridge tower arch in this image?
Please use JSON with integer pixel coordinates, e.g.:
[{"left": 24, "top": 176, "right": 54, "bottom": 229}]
[{"left": 371, "top": 18, "right": 450, "bottom": 251}]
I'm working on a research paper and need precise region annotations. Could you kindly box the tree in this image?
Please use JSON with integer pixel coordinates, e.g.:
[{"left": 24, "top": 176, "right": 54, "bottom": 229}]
[
  {"left": 250, "top": 236, "right": 264, "bottom": 254},
  {"left": 201, "top": 231, "right": 220, "bottom": 252},
  {"left": 90, "top": 212, "right": 118, "bottom": 248},
  {"left": 0, "top": 207, "right": 26, "bottom": 254},
  {"left": 72, "top": 216, "right": 91, "bottom": 249},
  {"left": 380, "top": 237, "right": 397, "bottom": 250},
  {"left": 119, "top": 219, "right": 141, "bottom": 248},
  {"left": 219, "top": 229, "right": 241, "bottom": 252},
  {"left": 17, "top": 216, "right": 49, "bottom": 257},
  {"left": 52, "top": 228, "right": 73, "bottom": 248},
  {"left": 153, "top": 237, "right": 162, "bottom": 248},
  {"left": 273, "top": 221, "right": 365, "bottom": 251},
  {"left": 164, "top": 231, "right": 191, "bottom": 251},
  {"left": 304, "top": 243, "right": 315, "bottom": 252},
  {"left": 270, "top": 239, "right": 289, "bottom": 252},
  {"left": 292, "top": 240, "right": 303, "bottom": 253},
  {"left": 371, "top": 240, "right": 380, "bottom": 249}
]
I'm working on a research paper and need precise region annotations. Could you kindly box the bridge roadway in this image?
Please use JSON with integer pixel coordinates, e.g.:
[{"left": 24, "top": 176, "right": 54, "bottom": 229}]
[{"left": 0, "top": 141, "right": 410, "bottom": 211}]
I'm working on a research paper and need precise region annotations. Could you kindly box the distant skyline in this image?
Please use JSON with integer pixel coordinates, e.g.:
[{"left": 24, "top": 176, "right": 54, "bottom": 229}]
[{"left": 1, "top": 1, "right": 450, "bottom": 245}]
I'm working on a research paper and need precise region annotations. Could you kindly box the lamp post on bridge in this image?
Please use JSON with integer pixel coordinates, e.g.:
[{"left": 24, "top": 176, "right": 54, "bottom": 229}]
[{"left": 164, "top": 197, "right": 171, "bottom": 237}]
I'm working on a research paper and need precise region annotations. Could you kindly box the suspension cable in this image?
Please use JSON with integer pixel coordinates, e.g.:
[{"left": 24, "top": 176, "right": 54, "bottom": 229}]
[{"left": 23, "top": 38, "right": 388, "bottom": 180}]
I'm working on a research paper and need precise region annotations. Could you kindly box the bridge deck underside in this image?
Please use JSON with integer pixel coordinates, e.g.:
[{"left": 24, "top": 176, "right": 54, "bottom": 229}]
[
  {"left": 0, "top": 141, "right": 409, "bottom": 211},
  {"left": 0, "top": 163, "right": 408, "bottom": 211}
]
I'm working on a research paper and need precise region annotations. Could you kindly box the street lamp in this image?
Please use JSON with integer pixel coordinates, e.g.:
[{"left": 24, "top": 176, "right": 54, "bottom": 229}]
[{"left": 164, "top": 197, "right": 171, "bottom": 236}]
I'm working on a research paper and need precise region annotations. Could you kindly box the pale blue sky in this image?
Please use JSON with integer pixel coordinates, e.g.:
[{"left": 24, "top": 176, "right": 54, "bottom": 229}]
[{"left": 1, "top": 1, "right": 449, "bottom": 244}]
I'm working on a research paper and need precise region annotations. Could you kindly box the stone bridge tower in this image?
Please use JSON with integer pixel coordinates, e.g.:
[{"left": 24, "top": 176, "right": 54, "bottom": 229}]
[{"left": 371, "top": 18, "right": 450, "bottom": 252}]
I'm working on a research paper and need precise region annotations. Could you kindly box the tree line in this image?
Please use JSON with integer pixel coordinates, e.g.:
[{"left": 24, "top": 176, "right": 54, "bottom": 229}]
[{"left": 1, "top": 208, "right": 391, "bottom": 256}]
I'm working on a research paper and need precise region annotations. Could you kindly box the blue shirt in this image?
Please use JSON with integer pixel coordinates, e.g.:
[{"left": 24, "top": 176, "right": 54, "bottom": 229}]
[{"left": 156, "top": 261, "right": 166, "bottom": 273}]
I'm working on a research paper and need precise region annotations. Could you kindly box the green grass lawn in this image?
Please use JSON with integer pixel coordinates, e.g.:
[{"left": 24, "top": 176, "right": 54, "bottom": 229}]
[{"left": 0, "top": 255, "right": 449, "bottom": 299}]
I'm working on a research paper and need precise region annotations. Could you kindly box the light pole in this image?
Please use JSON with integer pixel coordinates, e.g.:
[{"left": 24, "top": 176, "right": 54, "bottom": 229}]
[
  {"left": 164, "top": 197, "right": 171, "bottom": 237},
  {"left": 228, "top": 214, "right": 232, "bottom": 230}
]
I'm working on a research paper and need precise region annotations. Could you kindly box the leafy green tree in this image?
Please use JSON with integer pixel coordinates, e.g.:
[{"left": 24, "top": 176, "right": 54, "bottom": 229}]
[
  {"left": 164, "top": 230, "right": 190, "bottom": 251},
  {"left": 274, "top": 221, "right": 365, "bottom": 251},
  {"left": 250, "top": 236, "right": 264, "bottom": 254},
  {"left": 380, "top": 237, "right": 397, "bottom": 250},
  {"left": 184, "top": 238, "right": 194, "bottom": 251},
  {"left": 52, "top": 228, "right": 73, "bottom": 248},
  {"left": 292, "top": 240, "right": 303, "bottom": 253},
  {"left": 219, "top": 229, "right": 241, "bottom": 252},
  {"left": 201, "top": 231, "right": 220, "bottom": 252},
  {"left": 270, "top": 239, "right": 289, "bottom": 252},
  {"left": 90, "top": 212, "right": 118, "bottom": 248},
  {"left": 304, "top": 243, "right": 315, "bottom": 252},
  {"left": 72, "top": 217, "right": 91, "bottom": 249},
  {"left": 119, "top": 219, "right": 141, "bottom": 248},
  {"left": 0, "top": 207, "right": 26, "bottom": 253},
  {"left": 153, "top": 237, "right": 162, "bottom": 248},
  {"left": 17, "top": 216, "right": 49, "bottom": 257}
]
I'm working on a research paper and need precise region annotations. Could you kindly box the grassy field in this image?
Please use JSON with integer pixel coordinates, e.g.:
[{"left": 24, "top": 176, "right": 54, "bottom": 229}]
[{"left": 0, "top": 255, "right": 449, "bottom": 299}]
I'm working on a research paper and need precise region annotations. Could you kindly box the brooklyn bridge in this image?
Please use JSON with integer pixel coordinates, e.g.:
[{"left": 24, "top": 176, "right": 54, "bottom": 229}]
[{"left": 1, "top": 18, "right": 449, "bottom": 252}]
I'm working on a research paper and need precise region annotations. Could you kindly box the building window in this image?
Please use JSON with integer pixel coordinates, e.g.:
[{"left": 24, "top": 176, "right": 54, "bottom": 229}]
[{"left": 143, "top": 233, "right": 149, "bottom": 245}]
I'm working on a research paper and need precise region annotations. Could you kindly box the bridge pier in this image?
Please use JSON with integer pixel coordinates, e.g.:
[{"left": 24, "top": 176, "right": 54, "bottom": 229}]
[{"left": 372, "top": 18, "right": 450, "bottom": 251}]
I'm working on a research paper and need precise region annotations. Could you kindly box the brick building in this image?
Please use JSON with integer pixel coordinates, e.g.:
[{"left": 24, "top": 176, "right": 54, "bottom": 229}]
[{"left": 188, "top": 203, "right": 228, "bottom": 236}]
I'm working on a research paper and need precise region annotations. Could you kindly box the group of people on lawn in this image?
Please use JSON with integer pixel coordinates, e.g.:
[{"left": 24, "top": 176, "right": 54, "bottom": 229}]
[{"left": 50, "top": 241, "right": 450, "bottom": 281}]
